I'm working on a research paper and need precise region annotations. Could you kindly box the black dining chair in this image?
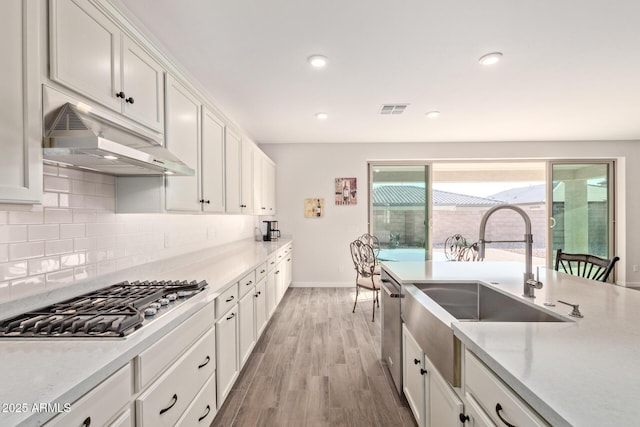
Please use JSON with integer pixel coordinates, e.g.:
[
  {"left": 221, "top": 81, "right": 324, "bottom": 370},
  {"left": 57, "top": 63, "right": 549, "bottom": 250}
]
[
  {"left": 554, "top": 248, "right": 620, "bottom": 282},
  {"left": 349, "top": 239, "right": 381, "bottom": 321}
]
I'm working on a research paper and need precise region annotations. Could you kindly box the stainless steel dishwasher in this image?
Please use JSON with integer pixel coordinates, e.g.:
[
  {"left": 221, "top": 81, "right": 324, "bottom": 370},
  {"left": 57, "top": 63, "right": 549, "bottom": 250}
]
[{"left": 381, "top": 267, "right": 403, "bottom": 395}]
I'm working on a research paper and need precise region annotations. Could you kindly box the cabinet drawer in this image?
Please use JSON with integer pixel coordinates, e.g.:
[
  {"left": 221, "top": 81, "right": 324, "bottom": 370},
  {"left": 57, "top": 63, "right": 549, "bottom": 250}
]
[
  {"left": 465, "top": 350, "right": 548, "bottom": 427},
  {"left": 215, "top": 284, "right": 238, "bottom": 319},
  {"left": 176, "top": 371, "right": 217, "bottom": 426},
  {"left": 238, "top": 271, "right": 256, "bottom": 298},
  {"left": 136, "top": 303, "right": 214, "bottom": 390},
  {"left": 266, "top": 255, "right": 277, "bottom": 271},
  {"left": 255, "top": 262, "right": 268, "bottom": 282},
  {"left": 136, "top": 328, "right": 216, "bottom": 426},
  {"left": 46, "top": 363, "right": 132, "bottom": 427}
]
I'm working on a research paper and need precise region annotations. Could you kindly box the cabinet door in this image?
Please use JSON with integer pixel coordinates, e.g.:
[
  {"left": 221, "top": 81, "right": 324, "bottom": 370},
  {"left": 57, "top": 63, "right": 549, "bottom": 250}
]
[
  {"left": 284, "top": 253, "right": 293, "bottom": 290},
  {"left": 50, "top": 0, "right": 122, "bottom": 112},
  {"left": 224, "top": 129, "right": 242, "bottom": 213},
  {"left": 216, "top": 307, "right": 238, "bottom": 408},
  {"left": 240, "top": 139, "right": 254, "bottom": 212},
  {"left": 165, "top": 75, "right": 201, "bottom": 212},
  {"left": 403, "top": 325, "right": 426, "bottom": 427},
  {"left": 262, "top": 157, "right": 276, "bottom": 214},
  {"left": 238, "top": 291, "right": 256, "bottom": 368},
  {"left": 464, "top": 393, "right": 497, "bottom": 427},
  {"left": 201, "top": 108, "right": 225, "bottom": 212},
  {"left": 0, "top": 0, "right": 41, "bottom": 203},
  {"left": 429, "top": 361, "right": 464, "bottom": 427},
  {"left": 254, "top": 278, "right": 267, "bottom": 337},
  {"left": 254, "top": 152, "right": 265, "bottom": 214},
  {"left": 266, "top": 269, "right": 277, "bottom": 317},
  {"left": 122, "top": 36, "right": 164, "bottom": 132},
  {"left": 274, "top": 262, "right": 285, "bottom": 304}
]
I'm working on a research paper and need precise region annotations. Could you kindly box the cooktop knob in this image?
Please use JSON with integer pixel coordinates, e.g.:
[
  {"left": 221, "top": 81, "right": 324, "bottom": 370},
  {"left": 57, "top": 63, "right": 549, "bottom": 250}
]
[
  {"left": 144, "top": 307, "right": 157, "bottom": 316},
  {"left": 177, "top": 290, "right": 189, "bottom": 298},
  {"left": 149, "top": 302, "right": 161, "bottom": 309},
  {"left": 166, "top": 293, "right": 178, "bottom": 301},
  {"left": 158, "top": 298, "right": 169, "bottom": 306}
]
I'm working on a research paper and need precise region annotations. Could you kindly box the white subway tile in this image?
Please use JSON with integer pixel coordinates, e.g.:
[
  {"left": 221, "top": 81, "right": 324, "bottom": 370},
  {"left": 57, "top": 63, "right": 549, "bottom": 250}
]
[
  {"left": 28, "top": 257, "right": 60, "bottom": 275},
  {"left": 86, "top": 223, "right": 117, "bottom": 237},
  {"left": 74, "top": 237, "right": 97, "bottom": 251},
  {"left": 61, "top": 253, "right": 86, "bottom": 268},
  {"left": 84, "top": 196, "right": 107, "bottom": 209},
  {"left": 97, "top": 260, "right": 117, "bottom": 275},
  {"left": 95, "top": 183, "right": 115, "bottom": 197},
  {"left": 66, "top": 194, "right": 85, "bottom": 208},
  {"left": 11, "top": 275, "right": 45, "bottom": 299},
  {"left": 45, "top": 269, "right": 74, "bottom": 289},
  {"left": 86, "top": 250, "right": 107, "bottom": 263},
  {"left": 8, "top": 211, "right": 43, "bottom": 225},
  {"left": 57, "top": 167, "right": 84, "bottom": 180},
  {"left": 44, "top": 208, "right": 73, "bottom": 224},
  {"left": 74, "top": 264, "right": 97, "bottom": 281},
  {"left": 97, "top": 212, "right": 117, "bottom": 224},
  {"left": 42, "top": 192, "right": 59, "bottom": 207},
  {"left": 45, "top": 239, "right": 74, "bottom": 256},
  {"left": 0, "top": 225, "right": 28, "bottom": 244},
  {"left": 84, "top": 172, "right": 114, "bottom": 185},
  {"left": 28, "top": 224, "right": 60, "bottom": 241},
  {"left": 73, "top": 209, "right": 97, "bottom": 223},
  {"left": 0, "top": 261, "right": 27, "bottom": 281},
  {"left": 43, "top": 164, "right": 58, "bottom": 176},
  {"left": 60, "top": 223, "right": 85, "bottom": 239},
  {"left": 43, "top": 176, "right": 71, "bottom": 193},
  {"left": 0, "top": 281, "right": 10, "bottom": 302},
  {"left": 0, "top": 245, "right": 7, "bottom": 262},
  {"left": 9, "top": 242, "right": 45, "bottom": 260},
  {"left": 96, "top": 235, "right": 116, "bottom": 249},
  {"left": 72, "top": 180, "right": 97, "bottom": 195},
  {"left": 0, "top": 212, "right": 6, "bottom": 224}
]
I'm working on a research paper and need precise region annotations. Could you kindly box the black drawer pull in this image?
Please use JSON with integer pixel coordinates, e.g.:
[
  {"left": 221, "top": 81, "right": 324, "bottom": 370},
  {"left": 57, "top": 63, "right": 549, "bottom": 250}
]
[
  {"left": 260, "top": 269, "right": 266, "bottom": 273},
  {"left": 82, "top": 416, "right": 91, "bottom": 426},
  {"left": 225, "top": 296, "right": 235, "bottom": 302},
  {"left": 125, "top": 96, "right": 134, "bottom": 104},
  {"left": 495, "top": 403, "right": 517, "bottom": 427},
  {"left": 198, "top": 405, "right": 211, "bottom": 422},
  {"left": 159, "top": 394, "right": 178, "bottom": 415},
  {"left": 226, "top": 312, "right": 236, "bottom": 320},
  {"left": 246, "top": 280, "right": 253, "bottom": 286},
  {"left": 198, "top": 355, "right": 211, "bottom": 369},
  {"left": 420, "top": 368, "right": 428, "bottom": 376},
  {"left": 413, "top": 358, "right": 420, "bottom": 365},
  {"left": 459, "top": 413, "right": 470, "bottom": 423}
]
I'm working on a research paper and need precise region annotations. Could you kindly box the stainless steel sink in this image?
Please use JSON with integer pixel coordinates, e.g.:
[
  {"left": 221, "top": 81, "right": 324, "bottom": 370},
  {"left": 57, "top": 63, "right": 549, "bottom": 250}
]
[
  {"left": 415, "top": 282, "right": 566, "bottom": 323},
  {"left": 402, "top": 281, "right": 569, "bottom": 387}
]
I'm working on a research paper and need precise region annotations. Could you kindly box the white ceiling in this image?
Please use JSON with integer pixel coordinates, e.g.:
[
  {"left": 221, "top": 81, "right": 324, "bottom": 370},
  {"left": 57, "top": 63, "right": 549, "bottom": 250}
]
[{"left": 112, "top": 0, "right": 640, "bottom": 144}]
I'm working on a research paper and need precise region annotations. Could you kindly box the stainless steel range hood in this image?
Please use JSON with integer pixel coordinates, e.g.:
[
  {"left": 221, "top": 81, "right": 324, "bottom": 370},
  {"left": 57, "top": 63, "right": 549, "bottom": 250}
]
[{"left": 44, "top": 102, "right": 195, "bottom": 176}]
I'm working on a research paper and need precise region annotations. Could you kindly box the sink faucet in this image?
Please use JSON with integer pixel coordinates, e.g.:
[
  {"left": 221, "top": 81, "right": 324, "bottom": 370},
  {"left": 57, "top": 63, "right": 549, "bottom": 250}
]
[{"left": 478, "top": 204, "right": 542, "bottom": 298}]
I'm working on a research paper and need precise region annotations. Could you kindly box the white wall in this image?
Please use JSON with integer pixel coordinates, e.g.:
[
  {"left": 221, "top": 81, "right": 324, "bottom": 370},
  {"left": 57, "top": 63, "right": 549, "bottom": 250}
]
[
  {"left": 261, "top": 140, "right": 637, "bottom": 287},
  {"left": 0, "top": 163, "right": 254, "bottom": 302}
]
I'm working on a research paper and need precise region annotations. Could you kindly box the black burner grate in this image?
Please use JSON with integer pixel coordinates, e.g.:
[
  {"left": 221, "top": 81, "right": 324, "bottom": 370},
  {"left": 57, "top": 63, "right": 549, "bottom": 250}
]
[{"left": 0, "top": 280, "right": 207, "bottom": 338}]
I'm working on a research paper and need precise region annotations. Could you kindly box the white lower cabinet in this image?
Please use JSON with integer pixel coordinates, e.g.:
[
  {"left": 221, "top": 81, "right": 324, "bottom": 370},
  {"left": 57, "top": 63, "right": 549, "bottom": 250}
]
[
  {"left": 428, "top": 355, "right": 463, "bottom": 427},
  {"left": 463, "top": 393, "right": 497, "bottom": 427},
  {"left": 136, "top": 328, "right": 215, "bottom": 426},
  {"left": 109, "top": 408, "right": 134, "bottom": 427},
  {"left": 176, "top": 371, "right": 217, "bottom": 426},
  {"left": 238, "top": 290, "right": 256, "bottom": 367},
  {"left": 403, "top": 324, "right": 426, "bottom": 426},
  {"left": 216, "top": 305, "right": 238, "bottom": 408},
  {"left": 46, "top": 363, "right": 132, "bottom": 426},
  {"left": 464, "top": 350, "right": 548, "bottom": 427},
  {"left": 254, "top": 278, "right": 268, "bottom": 337}
]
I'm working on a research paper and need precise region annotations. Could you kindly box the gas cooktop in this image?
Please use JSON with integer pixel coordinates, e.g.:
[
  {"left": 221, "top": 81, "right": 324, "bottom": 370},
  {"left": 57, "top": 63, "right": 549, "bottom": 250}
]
[{"left": 0, "top": 279, "right": 207, "bottom": 338}]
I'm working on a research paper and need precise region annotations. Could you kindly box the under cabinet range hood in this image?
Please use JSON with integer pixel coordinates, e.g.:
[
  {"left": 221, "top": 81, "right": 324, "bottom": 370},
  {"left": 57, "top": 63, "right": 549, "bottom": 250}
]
[{"left": 43, "top": 102, "right": 195, "bottom": 176}]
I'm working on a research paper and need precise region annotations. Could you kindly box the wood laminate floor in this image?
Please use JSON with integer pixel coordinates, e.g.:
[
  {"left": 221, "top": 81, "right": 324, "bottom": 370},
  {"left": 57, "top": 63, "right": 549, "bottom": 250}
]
[{"left": 211, "top": 287, "right": 416, "bottom": 427}]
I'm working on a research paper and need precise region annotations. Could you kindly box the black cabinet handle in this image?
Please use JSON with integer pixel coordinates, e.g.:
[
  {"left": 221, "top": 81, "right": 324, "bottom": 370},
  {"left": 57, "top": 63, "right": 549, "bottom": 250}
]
[
  {"left": 199, "top": 199, "right": 211, "bottom": 204},
  {"left": 261, "top": 207, "right": 266, "bottom": 210},
  {"left": 459, "top": 413, "right": 470, "bottom": 423},
  {"left": 420, "top": 368, "right": 428, "bottom": 376},
  {"left": 82, "top": 416, "right": 91, "bottom": 426},
  {"left": 495, "top": 403, "right": 517, "bottom": 427},
  {"left": 246, "top": 280, "right": 253, "bottom": 286},
  {"left": 240, "top": 204, "right": 246, "bottom": 208},
  {"left": 260, "top": 269, "right": 265, "bottom": 273},
  {"left": 226, "top": 312, "right": 236, "bottom": 320},
  {"left": 159, "top": 394, "right": 178, "bottom": 415},
  {"left": 413, "top": 358, "right": 420, "bottom": 365},
  {"left": 225, "top": 296, "right": 235, "bottom": 302},
  {"left": 198, "top": 355, "right": 211, "bottom": 369},
  {"left": 254, "top": 291, "right": 261, "bottom": 297},
  {"left": 125, "top": 96, "right": 135, "bottom": 104},
  {"left": 198, "top": 405, "right": 211, "bottom": 422},
  {"left": 116, "top": 91, "right": 125, "bottom": 99}
]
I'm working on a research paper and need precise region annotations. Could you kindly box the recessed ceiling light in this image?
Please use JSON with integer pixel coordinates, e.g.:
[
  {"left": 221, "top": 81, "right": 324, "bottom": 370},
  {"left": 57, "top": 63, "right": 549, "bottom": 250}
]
[
  {"left": 478, "top": 52, "right": 503, "bottom": 66},
  {"left": 425, "top": 111, "right": 440, "bottom": 119},
  {"left": 308, "top": 55, "right": 328, "bottom": 68},
  {"left": 103, "top": 155, "right": 118, "bottom": 160},
  {"left": 315, "top": 112, "right": 329, "bottom": 120}
]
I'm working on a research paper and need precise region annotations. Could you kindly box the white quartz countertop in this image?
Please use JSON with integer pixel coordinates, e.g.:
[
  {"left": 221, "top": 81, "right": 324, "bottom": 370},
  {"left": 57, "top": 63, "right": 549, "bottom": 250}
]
[
  {"left": 382, "top": 260, "right": 640, "bottom": 427},
  {"left": 0, "top": 238, "right": 291, "bottom": 427}
]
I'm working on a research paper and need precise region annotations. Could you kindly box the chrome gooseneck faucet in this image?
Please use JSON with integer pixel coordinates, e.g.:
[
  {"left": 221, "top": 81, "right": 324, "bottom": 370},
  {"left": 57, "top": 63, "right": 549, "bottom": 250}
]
[{"left": 478, "top": 204, "right": 542, "bottom": 298}]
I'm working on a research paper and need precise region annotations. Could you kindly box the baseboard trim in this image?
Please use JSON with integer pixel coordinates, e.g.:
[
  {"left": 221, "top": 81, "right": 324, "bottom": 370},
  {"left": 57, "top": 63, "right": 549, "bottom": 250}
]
[{"left": 290, "top": 282, "right": 352, "bottom": 288}]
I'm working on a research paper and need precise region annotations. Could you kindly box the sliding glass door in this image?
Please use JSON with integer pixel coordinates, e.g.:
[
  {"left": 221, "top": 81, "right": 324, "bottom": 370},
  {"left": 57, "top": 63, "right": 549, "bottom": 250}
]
[
  {"left": 369, "top": 163, "right": 432, "bottom": 261},
  {"left": 548, "top": 161, "right": 614, "bottom": 264}
]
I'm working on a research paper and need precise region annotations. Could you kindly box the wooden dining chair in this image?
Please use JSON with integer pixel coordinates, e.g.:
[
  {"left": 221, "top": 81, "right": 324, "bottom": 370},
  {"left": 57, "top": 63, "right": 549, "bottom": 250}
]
[
  {"left": 349, "top": 239, "right": 381, "bottom": 321},
  {"left": 554, "top": 249, "right": 620, "bottom": 282}
]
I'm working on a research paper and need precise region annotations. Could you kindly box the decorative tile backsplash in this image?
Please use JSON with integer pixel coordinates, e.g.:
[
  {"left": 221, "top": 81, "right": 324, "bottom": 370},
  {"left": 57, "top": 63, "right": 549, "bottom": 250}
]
[{"left": 0, "top": 164, "right": 254, "bottom": 302}]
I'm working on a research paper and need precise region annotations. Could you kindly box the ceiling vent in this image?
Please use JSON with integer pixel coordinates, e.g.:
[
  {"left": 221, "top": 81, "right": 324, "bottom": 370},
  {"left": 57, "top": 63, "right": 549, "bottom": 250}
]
[{"left": 379, "top": 104, "right": 409, "bottom": 115}]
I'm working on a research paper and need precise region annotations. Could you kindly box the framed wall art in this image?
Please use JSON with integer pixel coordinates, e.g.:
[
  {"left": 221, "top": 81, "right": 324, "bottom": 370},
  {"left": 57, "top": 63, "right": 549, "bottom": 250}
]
[
  {"left": 304, "top": 198, "right": 324, "bottom": 218},
  {"left": 335, "top": 177, "right": 357, "bottom": 205}
]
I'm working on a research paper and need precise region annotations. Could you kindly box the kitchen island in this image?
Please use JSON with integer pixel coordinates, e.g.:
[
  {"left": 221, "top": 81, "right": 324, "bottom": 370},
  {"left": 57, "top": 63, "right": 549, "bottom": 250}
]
[
  {"left": 0, "top": 238, "right": 292, "bottom": 427},
  {"left": 383, "top": 260, "right": 640, "bottom": 427}
]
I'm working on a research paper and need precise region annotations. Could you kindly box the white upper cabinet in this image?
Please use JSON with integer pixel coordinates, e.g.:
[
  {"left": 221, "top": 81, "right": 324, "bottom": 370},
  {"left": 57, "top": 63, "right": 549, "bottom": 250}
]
[
  {"left": 257, "top": 154, "right": 276, "bottom": 215},
  {"left": 165, "top": 75, "right": 200, "bottom": 212},
  {"left": 201, "top": 108, "right": 225, "bottom": 213},
  {"left": 224, "top": 129, "right": 242, "bottom": 213},
  {"left": 50, "top": 0, "right": 164, "bottom": 132},
  {"left": 0, "top": 0, "right": 42, "bottom": 204},
  {"left": 240, "top": 139, "right": 254, "bottom": 213}
]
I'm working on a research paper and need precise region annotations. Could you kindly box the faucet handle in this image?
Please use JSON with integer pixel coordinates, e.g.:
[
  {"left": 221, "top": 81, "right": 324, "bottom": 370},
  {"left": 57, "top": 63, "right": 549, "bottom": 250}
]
[{"left": 558, "top": 300, "right": 584, "bottom": 318}]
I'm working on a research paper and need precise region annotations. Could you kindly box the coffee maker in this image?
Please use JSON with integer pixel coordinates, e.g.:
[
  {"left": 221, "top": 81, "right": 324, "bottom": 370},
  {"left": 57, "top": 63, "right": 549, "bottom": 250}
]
[{"left": 262, "top": 220, "right": 280, "bottom": 241}]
